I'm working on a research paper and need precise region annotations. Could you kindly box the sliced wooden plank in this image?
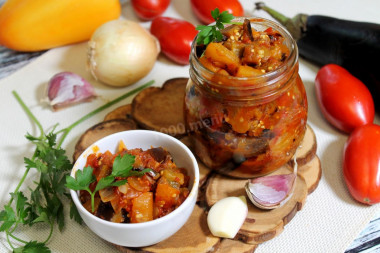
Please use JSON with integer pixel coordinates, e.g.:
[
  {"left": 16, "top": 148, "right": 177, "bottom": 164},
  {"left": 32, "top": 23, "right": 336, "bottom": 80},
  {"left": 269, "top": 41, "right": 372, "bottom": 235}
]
[{"left": 115, "top": 205, "right": 220, "bottom": 253}]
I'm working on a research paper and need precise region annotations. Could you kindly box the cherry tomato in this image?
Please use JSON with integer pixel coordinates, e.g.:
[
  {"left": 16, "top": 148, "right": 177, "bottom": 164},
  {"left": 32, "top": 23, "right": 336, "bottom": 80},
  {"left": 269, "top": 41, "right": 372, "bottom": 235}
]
[
  {"left": 315, "top": 64, "right": 374, "bottom": 133},
  {"left": 150, "top": 17, "right": 198, "bottom": 65},
  {"left": 190, "top": 0, "right": 244, "bottom": 24},
  {"left": 131, "top": 0, "right": 170, "bottom": 20},
  {"left": 343, "top": 124, "right": 380, "bottom": 205}
]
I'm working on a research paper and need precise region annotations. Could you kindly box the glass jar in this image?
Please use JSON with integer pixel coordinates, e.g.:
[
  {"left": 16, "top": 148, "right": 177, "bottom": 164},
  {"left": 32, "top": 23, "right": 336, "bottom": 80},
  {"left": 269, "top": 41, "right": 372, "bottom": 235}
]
[{"left": 185, "top": 18, "right": 308, "bottom": 178}]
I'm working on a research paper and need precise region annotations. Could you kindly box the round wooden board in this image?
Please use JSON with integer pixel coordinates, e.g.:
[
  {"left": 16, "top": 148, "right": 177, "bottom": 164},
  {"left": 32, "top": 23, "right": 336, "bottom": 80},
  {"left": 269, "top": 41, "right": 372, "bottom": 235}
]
[
  {"left": 216, "top": 239, "right": 257, "bottom": 253},
  {"left": 206, "top": 164, "right": 308, "bottom": 244},
  {"left": 115, "top": 205, "right": 220, "bottom": 253}
]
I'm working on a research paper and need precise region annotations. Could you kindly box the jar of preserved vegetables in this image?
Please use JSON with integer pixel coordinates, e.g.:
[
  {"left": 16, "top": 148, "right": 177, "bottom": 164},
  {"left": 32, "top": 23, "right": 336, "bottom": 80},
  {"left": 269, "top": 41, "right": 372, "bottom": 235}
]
[{"left": 185, "top": 18, "right": 308, "bottom": 178}]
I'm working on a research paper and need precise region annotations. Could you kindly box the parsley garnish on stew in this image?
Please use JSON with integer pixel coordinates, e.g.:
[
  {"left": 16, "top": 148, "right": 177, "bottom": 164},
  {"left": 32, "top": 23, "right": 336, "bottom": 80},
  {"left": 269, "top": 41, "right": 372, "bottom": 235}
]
[
  {"left": 66, "top": 154, "right": 151, "bottom": 212},
  {"left": 196, "top": 8, "right": 235, "bottom": 45}
]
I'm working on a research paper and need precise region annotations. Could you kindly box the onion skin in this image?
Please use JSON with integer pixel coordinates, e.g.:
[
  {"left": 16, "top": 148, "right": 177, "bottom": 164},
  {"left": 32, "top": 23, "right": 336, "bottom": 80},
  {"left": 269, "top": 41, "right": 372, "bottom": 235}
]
[{"left": 87, "top": 20, "right": 160, "bottom": 87}]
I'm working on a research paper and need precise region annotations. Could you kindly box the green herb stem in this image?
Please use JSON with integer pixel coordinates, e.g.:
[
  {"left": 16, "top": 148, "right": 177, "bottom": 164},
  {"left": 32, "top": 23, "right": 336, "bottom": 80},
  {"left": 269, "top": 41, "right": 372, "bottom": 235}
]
[
  {"left": 56, "top": 80, "right": 154, "bottom": 148},
  {"left": 12, "top": 91, "right": 44, "bottom": 138},
  {"left": 8, "top": 168, "right": 31, "bottom": 206},
  {"left": 42, "top": 222, "right": 54, "bottom": 244},
  {"left": 8, "top": 231, "right": 28, "bottom": 244},
  {"left": 90, "top": 191, "right": 96, "bottom": 213},
  {"left": 6, "top": 233, "right": 15, "bottom": 250}
]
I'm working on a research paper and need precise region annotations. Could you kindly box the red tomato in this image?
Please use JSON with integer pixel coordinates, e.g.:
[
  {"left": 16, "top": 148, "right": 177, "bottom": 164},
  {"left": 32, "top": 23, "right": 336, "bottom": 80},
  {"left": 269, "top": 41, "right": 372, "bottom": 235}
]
[
  {"left": 150, "top": 17, "right": 198, "bottom": 65},
  {"left": 343, "top": 124, "right": 380, "bottom": 205},
  {"left": 190, "top": 0, "right": 244, "bottom": 24},
  {"left": 315, "top": 64, "right": 374, "bottom": 133},
  {"left": 131, "top": 0, "right": 170, "bottom": 20}
]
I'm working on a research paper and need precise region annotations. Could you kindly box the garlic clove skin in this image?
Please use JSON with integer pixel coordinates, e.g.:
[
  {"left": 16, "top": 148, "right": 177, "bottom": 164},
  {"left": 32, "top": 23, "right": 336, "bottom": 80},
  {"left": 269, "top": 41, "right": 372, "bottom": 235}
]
[
  {"left": 245, "top": 173, "right": 296, "bottom": 210},
  {"left": 47, "top": 71, "right": 96, "bottom": 111}
]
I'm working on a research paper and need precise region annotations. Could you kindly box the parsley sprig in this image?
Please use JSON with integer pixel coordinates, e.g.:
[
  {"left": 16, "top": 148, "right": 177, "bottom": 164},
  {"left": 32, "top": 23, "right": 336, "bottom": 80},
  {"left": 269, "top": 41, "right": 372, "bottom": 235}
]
[
  {"left": 0, "top": 80, "right": 154, "bottom": 252},
  {"left": 66, "top": 154, "right": 151, "bottom": 212},
  {"left": 196, "top": 8, "right": 235, "bottom": 45}
]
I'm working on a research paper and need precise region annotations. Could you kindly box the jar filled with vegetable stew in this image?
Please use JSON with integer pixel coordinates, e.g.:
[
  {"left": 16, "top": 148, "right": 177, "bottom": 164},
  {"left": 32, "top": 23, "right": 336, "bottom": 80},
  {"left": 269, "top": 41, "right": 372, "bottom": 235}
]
[{"left": 185, "top": 18, "right": 308, "bottom": 178}]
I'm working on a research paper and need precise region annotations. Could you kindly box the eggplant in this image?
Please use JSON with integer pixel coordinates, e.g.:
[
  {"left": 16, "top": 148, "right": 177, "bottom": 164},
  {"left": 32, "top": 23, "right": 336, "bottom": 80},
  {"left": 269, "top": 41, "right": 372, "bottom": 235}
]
[{"left": 255, "top": 2, "right": 380, "bottom": 111}]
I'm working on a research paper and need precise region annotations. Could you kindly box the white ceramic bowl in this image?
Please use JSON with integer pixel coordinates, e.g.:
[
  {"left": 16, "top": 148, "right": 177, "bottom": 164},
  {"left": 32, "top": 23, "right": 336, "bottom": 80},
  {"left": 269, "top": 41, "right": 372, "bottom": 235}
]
[{"left": 70, "top": 130, "right": 199, "bottom": 247}]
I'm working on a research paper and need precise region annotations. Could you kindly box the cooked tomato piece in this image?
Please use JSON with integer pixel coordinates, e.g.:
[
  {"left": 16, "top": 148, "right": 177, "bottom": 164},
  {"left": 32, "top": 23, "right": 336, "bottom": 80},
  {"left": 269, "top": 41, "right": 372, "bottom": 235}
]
[
  {"left": 155, "top": 183, "right": 180, "bottom": 209},
  {"left": 131, "top": 192, "right": 154, "bottom": 223}
]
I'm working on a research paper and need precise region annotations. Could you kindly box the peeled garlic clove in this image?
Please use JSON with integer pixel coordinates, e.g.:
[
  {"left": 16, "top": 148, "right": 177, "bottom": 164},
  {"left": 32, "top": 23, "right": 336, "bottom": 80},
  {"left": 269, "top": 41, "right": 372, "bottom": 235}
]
[
  {"left": 207, "top": 196, "right": 248, "bottom": 239},
  {"left": 245, "top": 174, "right": 296, "bottom": 210},
  {"left": 47, "top": 72, "right": 96, "bottom": 110}
]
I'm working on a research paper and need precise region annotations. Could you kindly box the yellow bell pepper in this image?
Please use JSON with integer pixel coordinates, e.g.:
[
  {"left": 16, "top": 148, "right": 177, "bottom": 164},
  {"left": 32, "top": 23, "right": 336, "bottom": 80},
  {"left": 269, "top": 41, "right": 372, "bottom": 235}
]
[{"left": 0, "top": 0, "right": 121, "bottom": 51}]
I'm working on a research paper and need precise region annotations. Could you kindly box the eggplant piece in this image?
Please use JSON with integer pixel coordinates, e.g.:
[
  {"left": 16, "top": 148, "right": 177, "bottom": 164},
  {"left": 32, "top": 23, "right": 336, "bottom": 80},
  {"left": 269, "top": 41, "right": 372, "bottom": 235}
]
[{"left": 255, "top": 2, "right": 380, "bottom": 111}]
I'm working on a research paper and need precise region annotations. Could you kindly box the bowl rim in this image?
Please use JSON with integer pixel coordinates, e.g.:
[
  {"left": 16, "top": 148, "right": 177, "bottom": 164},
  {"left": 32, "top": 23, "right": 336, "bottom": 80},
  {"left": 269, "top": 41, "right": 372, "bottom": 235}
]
[{"left": 69, "top": 129, "right": 200, "bottom": 228}]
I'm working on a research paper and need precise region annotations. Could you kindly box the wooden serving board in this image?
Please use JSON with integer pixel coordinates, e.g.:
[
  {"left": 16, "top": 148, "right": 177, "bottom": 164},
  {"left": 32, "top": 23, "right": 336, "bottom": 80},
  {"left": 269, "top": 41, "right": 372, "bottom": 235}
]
[{"left": 74, "top": 78, "right": 322, "bottom": 253}]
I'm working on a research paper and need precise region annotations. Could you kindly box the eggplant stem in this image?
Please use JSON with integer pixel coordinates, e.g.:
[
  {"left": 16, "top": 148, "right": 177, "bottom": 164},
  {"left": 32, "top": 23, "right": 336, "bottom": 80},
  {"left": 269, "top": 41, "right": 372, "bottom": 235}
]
[{"left": 254, "top": 2, "right": 290, "bottom": 25}]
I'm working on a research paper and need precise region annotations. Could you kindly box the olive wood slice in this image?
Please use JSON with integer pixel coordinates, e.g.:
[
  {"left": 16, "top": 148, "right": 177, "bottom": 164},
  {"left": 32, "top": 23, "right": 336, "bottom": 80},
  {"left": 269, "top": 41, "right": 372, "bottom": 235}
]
[
  {"left": 206, "top": 164, "right": 308, "bottom": 244},
  {"left": 215, "top": 239, "right": 257, "bottom": 253},
  {"left": 180, "top": 136, "right": 212, "bottom": 186},
  {"left": 290, "top": 124, "right": 317, "bottom": 167},
  {"left": 73, "top": 119, "right": 137, "bottom": 162},
  {"left": 132, "top": 78, "right": 188, "bottom": 137},
  {"left": 297, "top": 156, "right": 322, "bottom": 194},
  {"left": 115, "top": 205, "right": 220, "bottom": 253},
  {"left": 104, "top": 104, "right": 133, "bottom": 121}
]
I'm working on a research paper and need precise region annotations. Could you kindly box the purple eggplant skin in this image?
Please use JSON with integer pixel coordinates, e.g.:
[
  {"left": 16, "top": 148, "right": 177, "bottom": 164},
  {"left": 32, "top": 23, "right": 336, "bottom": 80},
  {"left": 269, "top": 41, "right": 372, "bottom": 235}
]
[
  {"left": 255, "top": 2, "right": 380, "bottom": 112},
  {"left": 297, "top": 15, "right": 380, "bottom": 111}
]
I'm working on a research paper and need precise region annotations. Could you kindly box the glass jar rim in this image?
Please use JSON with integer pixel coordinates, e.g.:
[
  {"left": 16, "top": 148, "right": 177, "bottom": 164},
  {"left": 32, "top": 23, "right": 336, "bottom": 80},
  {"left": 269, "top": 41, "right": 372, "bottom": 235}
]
[{"left": 189, "top": 17, "right": 299, "bottom": 91}]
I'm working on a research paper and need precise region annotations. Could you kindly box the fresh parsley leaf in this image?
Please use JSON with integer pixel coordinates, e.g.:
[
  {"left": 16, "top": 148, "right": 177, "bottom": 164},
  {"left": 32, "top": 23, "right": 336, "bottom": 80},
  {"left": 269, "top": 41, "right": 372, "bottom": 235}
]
[
  {"left": 211, "top": 8, "right": 220, "bottom": 20},
  {"left": 95, "top": 176, "right": 127, "bottom": 193},
  {"left": 218, "top": 10, "right": 234, "bottom": 23},
  {"left": 112, "top": 154, "right": 135, "bottom": 177},
  {"left": 66, "top": 153, "right": 150, "bottom": 212},
  {"left": 94, "top": 176, "right": 116, "bottom": 192},
  {"left": 69, "top": 198, "right": 83, "bottom": 225},
  {"left": 14, "top": 241, "right": 51, "bottom": 253},
  {"left": 32, "top": 211, "right": 49, "bottom": 224},
  {"left": 0, "top": 206, "right": 16, "bottom": 231},
  {"left": 128, "top": 168, "right": 152, "bottom": 177},
  {"left": 65, "top": 167, "right": 95, "bottom": 191},
  {"left": 196, "top": 8, "right": 235, "bottom": 46},
  {"left": 12, "top": 192, "right": 29, "bottom": 223}
]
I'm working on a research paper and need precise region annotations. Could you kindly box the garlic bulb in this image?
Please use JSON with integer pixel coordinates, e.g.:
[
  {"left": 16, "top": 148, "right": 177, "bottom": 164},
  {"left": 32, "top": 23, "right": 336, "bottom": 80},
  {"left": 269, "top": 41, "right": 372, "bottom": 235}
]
[{"left": 87, "top": 19, "right": 160, "bottom": 87}]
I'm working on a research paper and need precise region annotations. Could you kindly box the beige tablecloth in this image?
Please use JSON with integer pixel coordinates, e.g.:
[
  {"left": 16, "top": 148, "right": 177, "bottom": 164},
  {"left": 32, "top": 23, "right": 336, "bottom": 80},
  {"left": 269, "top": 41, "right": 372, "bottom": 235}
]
[{"left": 1, "top": 0, "right": 380, "bottom": 252}]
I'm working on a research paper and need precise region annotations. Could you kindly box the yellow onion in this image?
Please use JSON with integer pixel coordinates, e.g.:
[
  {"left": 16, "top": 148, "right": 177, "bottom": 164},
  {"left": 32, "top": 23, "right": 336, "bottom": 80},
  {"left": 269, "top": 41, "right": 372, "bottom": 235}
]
[{"left": 87, "top": 19, "right": 160, "bottom": 87}]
